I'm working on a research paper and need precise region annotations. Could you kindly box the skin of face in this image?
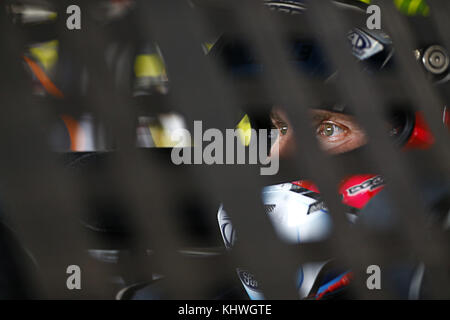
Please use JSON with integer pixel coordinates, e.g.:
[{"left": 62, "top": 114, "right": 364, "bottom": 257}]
[{"left": 270, "top": 108, "right": 368, "bottom": 157}]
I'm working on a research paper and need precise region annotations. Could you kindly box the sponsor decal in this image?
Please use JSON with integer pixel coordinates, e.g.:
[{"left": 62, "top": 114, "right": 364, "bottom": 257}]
[
  {"left": 348, "top": 28, "right": 384, "bottom": 60},
  {"left": 238, "top": 269, "right": 260, "bottom": 290},
  {"left": 346, "top": 175, "right": 384, "bottom": 196},
  {"left": 307, "top": 200, "right": 327, "bottom": 215}
]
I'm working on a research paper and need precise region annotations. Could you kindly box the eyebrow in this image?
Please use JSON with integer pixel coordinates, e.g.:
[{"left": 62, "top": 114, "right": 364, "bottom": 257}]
[
  {"left": 311, "top": 111, "right": 333, "bottom": 124},
  {"left": 270, "top": 109, "right": 336, "bottom": 127},
  {"left": 270, "top": 110, "right": 286, "bottom": 124}
]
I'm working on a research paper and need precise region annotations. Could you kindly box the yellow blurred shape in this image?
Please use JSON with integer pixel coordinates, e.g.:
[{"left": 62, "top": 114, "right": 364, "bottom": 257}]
[
  {"left": 237, "top": 114, "right": 252, "bottom": 146},
  {"left": 360, "top": 0, "right": 429, "bottom": 16},
  {"left": 134, "top": 54, "right": 167, "bottom": 78},
  {"left": 29, "top": 40, "right": 58, "bottom": 71}
]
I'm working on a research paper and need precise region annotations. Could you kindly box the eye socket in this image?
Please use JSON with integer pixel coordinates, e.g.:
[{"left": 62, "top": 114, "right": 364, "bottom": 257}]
[
  {"left": 316, "top": 121, "right": 347, "bottom": 140},
  {"left": 271, "top": 119, "right": 289, "bottom": 136},
  {"left": 272, "top": 118, "right": 347, "bottom": 139},
  {"left": 269, "top": 108, "right": 368, "bottom": 155}
]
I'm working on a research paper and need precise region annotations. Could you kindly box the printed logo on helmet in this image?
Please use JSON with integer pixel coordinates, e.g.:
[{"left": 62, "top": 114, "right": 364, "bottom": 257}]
[
  {"left": 348, "top": 29, "right": 384, "bottom": 60},
  {"left": 238, "top": 269, "right": 260, "bottom": 290},
  {"left": 307, "top": 200, "right": 328, "bottom": 215},
  {"left": 346, "top": 175, "right": 384, "bottom": 196}
]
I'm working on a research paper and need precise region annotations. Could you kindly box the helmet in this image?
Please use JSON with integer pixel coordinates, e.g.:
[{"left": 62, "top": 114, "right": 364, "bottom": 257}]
[{"left": 214, "top": 0, "right": 450, "bottom": 299}]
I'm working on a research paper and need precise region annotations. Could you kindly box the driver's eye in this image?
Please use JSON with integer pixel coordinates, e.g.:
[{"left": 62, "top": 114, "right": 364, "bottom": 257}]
[
  {"left": 317, "top": 122, "right": 346, "bottom": 138},
  {"left": 271, "top": 119, "right": 289, "bottom": 135}
]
